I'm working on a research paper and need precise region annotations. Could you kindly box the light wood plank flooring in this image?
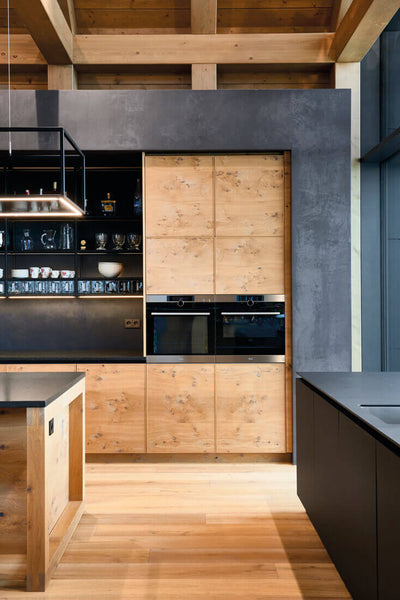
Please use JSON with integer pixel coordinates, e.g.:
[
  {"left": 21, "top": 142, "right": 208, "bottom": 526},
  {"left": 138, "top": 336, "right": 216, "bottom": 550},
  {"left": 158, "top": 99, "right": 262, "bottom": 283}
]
[{"left": 0, "top": 461, "right": 351, "bottom": 599}]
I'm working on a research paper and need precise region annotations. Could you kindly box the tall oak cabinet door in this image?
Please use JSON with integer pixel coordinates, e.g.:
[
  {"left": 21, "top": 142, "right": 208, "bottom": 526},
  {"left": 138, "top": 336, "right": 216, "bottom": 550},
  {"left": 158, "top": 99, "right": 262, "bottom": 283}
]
[
  {"left": 214, "top": 154, "right": 285, "bottom": 295},
  {"left": 6, "top": 363, "right": 76, "bottom": 372},
  {"left": 145, "top": 155, "right": 215, "bottom": 295},
  {"left": 215, "top": 364, "right": 286, "bottom": 452},
  {"left": 79, "top": 363, "right": 146, "bottom": 453},
  {"left": 147, "top": 364, "right": 215, "bottom": 453},
  {"left": 145, "top": 155, "right": 214, "bottom": 237},
  {"left": 146, "top": 237, "right": 214, "bottom": 295}
]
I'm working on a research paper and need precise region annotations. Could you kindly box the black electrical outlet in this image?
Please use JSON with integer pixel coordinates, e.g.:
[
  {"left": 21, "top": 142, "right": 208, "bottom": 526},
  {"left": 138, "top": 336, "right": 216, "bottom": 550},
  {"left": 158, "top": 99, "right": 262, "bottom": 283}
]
[{"left": 49, "top": 418, "right": 54, "bottom": 436}]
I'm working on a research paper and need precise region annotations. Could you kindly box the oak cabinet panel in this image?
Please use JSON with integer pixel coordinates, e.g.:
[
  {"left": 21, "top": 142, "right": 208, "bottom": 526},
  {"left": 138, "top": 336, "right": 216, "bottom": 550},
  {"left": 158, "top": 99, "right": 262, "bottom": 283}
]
[
  {"left": 215, "top": 154, "right": 284, "bottom": 237},
  {"left": 6, "top": 364, "right": 76, "bottom": 372},
  {"left": 146, "top": 237, "right": 214, "bottom": 294},
  {"left": 145, "top": 155, "right": 214, "bottom": 237},
  {"left": 215, "top": 364, "right": 285, "bottom": 453},
  {"left": 215, "top": 236, "right": 284, "bottom": 294},
  {"left": 79, "top": 363, "right": 146, "bottom": 453},
  {"left": 147, "top": 364, "right": 215, "bottom": 453}
]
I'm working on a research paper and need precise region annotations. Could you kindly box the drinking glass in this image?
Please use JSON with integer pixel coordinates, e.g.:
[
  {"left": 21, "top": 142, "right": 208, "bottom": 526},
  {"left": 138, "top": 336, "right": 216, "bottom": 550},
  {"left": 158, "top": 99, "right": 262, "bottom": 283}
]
[
  {"left": 95, "top": 232, "right": 108, "bottom": 251},
  {"left": 112, "top": 233, "right": 125, "bottom": 251},
  {"left": 127, "top": 233, "right": 141, "bottom": 251}
]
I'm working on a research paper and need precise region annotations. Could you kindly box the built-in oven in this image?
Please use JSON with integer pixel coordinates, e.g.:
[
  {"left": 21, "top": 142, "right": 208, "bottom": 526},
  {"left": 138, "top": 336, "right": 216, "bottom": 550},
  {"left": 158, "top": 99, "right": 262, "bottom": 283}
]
[
  {"left": 215, "top": 295, "right": 285, "bottom": 362},
  {"left": 146, "top": 295, "right": 215, "bottom": 363}
]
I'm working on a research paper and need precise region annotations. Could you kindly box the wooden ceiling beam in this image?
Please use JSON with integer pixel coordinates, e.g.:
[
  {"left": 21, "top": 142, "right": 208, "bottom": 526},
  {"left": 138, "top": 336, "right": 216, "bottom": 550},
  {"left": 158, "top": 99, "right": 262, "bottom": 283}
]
[
  {"left": 0, "top": 35, "right": 46, "bottom": 65},
  {"left": 13, "top": 0, "right": 73, "bottom": 64},
  {"left": 331, "top": 0, "right": 400, "bottom": 62},
  {"left": 74, "top": 33, "right": 334, "bottom": 65},
  {"left": 58, "top": 0, "right": 77, "bottom": 36},
  {"left": 191, "top": 0, "right": 217, "bottom": 34}
]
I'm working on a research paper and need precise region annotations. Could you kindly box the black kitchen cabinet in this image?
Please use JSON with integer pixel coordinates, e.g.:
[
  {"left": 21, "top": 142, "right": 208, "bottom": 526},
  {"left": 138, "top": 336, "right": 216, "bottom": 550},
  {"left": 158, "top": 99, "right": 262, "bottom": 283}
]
[
  {"left": 313, "top": 394, "right": 340, "bottom": 559},
  {"left": 377, "top": 443, "right": 400, "bottom": 600},
  {"left": 336, "top": 414, "right": 377, "bottom": 600},
  {"left": 296, "top": 381, "right": 315, "bottom": 517}
]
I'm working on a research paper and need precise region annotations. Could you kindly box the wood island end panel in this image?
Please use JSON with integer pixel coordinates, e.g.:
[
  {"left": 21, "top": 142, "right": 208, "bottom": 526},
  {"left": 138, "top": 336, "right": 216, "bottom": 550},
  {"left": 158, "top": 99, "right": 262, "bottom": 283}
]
[
  {"left": 216, "top": 363, "right": 286, "bottom": 453},
  {"left": 147, "top": 364, "right": 215, "bottom": 453},
  {"left": 80, "top": 363, "right": 146, "bottom": 453}
]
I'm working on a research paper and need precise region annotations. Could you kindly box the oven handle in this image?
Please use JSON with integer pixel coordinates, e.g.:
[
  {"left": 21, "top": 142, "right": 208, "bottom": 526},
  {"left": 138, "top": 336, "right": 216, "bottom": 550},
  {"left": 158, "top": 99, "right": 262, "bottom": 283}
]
[
  {"left": 221, "top": 312, "right": 281, "bottom": 316},
  {"left": 151, "top": 312, "right": 211, "bottom": 316}
]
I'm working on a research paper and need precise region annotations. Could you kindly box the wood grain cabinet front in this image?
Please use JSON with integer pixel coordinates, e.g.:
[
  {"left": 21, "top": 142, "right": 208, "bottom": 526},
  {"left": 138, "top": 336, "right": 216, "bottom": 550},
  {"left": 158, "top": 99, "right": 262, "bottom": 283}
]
[
  {"left": 146, "top": 236, "right": 214, "bottom": 294},
  {"left": 215, "top": 364, "right": 286, "bottom": 452},
  {"left": 215, "top": 154, "right": 284, "bottom": 237},
  {"left": 6, "top": 364, "right": 76, "bottom": 372},
  {"left": 147, "top": 364, "right": 215, "bottom": 453},
  {"left": 79, "top": 363, "right": 146, "bottom": 453},
  {"left": 145, "top": 155, "right": 214, "bottom": 237}
]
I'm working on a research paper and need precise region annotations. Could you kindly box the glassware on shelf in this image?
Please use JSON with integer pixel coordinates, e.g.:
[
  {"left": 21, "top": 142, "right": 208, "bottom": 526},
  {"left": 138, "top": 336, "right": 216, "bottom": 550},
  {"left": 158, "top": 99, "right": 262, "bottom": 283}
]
[
  {"left": 133, "top": 178, "right": 142, "bottom": 216},
  {"left": 112, "top": 233, "right": 125, "bottom": 251},
  {"left": 95, "top": 232, "right": 108, "bottom": 251},
  {"left": 40, "top": 229, "right": 57, "bottom": 250},
  {"left": 60, "top": 223, "right": 74, "bottom": 250},
  {"left": 0, "top": 230, "right": 5, "bottom": 249},
  {"left": 127, "top": 233, "right": 141, "bottom": 251},
  {"left": 21, "top": 229, "right": 33, "bottom": 251}
]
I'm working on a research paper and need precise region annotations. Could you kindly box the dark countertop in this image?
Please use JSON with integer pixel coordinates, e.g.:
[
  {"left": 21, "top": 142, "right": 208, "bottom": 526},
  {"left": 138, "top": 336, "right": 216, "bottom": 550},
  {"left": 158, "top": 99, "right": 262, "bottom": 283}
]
[
  {"left": 298, "top": 372, "right": 400, "bottom": 450},
  {"left": 0, "top": 351, "right": 146, "bottom": 364},
  {"left": 0, "top": 372, "right": 86, "bottom": 407}
]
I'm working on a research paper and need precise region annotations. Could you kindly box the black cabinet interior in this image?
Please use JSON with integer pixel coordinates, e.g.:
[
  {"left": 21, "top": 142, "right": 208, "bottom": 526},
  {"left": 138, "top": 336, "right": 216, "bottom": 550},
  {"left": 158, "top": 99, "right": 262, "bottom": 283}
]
[{"left": 0, "top": 151, "right": 144, "bottom": 355}]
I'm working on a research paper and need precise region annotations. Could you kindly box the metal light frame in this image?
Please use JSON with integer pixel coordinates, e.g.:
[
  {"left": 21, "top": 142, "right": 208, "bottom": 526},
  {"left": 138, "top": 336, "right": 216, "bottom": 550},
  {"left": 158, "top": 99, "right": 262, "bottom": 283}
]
[{"left": 0, "top": 127, "right": 85, "bottom": 217}]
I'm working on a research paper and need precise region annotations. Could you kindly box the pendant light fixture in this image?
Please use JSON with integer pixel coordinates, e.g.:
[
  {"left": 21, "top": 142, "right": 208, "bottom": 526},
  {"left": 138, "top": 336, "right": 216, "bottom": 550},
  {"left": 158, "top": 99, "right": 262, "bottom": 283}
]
[{"left": 0, "top": 1, "right": 85, "bottom": 217}]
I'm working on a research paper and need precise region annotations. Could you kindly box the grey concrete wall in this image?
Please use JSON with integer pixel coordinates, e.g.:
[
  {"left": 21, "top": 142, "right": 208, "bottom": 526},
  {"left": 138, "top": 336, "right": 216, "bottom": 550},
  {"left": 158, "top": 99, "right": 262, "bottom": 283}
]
[{"left": 0, "top": 89, "right": 352, "bottom": 373}]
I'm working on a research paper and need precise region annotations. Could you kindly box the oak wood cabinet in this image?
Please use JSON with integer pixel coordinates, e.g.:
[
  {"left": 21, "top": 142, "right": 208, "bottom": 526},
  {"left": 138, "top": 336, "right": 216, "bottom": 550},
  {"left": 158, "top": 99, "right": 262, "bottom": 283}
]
[
  {"left": 214, "top": 154, "right": 284, "bottom": 237},
  {"left": 78, "top": 363, "right": 146, "bottom": 453},
  {"left": 146, "top": 236, "right": 214, "bottom": 294},
  {"left": 215, "top": 363, "right": 286, "bottom": 452},
  {"left": 6, "top": 364, "right": 76, "bottom": 372},
  {"left": 215, "top": 236, "right": 284, "bottom": 294},
  {"left": 144, "top": 153, "right": 288, "bottom": 296},
  {"left": 147, "top": 363, "right": 215, "bottom": 453},
  {"left": 145, "top": 155, "right": 214, "bottom": 237}
]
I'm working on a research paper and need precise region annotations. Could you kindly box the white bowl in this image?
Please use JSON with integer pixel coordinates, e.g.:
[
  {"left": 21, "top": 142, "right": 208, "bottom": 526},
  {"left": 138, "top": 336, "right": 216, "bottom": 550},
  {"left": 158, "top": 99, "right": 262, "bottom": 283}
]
[
  {"left": 11, "top": 268, "right": 29, "bottom": 279},
  {"left": 98, "top": 262, "right": 123, "bottom": 278}
]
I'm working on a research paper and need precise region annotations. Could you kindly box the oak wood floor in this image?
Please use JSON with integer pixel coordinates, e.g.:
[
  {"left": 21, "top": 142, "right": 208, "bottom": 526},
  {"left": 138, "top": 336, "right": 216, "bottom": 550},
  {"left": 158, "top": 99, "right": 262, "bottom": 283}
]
[{"left": 0, "top": 461, "right": 351, "bottom": 599}]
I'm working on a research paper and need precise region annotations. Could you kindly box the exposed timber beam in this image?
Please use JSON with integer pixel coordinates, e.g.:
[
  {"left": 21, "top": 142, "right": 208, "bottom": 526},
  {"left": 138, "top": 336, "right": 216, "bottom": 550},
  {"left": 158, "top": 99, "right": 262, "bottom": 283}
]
[
  {"left": 13, "top": 0, "right": 73, "bottom": 64},
  {"left": 191, "top": 0, "right": 217, "bottom": 89},
  {"left": 191, "top": 0, "right": 217, "bottom": 34},
  {"left": 48, "top": 64, "right": 77, "bottom": 89},
  {"left": 58, "top": 0, "right": 77, "bottom": 35},
  {"left": 0, "top": 35, "right": 46, "bottom": 66},
  {"left": 74, "top": 33, "right": 334, "bottom": 65},
  {"left": 331, "top": 0, "right": 400, "bottom": 62}
]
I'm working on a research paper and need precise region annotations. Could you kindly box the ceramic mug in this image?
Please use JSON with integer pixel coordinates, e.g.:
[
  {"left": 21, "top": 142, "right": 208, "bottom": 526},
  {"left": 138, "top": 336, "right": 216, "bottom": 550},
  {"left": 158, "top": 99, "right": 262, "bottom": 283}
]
[
  {"left": 0, "top": 267, "right": 3, "bottom": 278},
  {"left": 61, "top": 270, "right": 70, "bottom": 279},
  {"left": 51, "top": 270, "right": 60, "bottom": 279},
  {"left": 40, "top": 266, "right": 52, "bottom": 279},
  {"left": 29, "top": 266, "right": 40, "bottom": 279}
]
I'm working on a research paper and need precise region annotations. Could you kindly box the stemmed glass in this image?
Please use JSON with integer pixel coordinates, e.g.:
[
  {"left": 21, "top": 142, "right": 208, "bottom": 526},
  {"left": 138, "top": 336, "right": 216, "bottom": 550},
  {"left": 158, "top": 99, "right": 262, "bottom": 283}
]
[
  {"left": 112, "top": 233, "right": 126, "bottom": 251},
  {"left": 127, "top": 233, "right": 141, "bottom": 251}
]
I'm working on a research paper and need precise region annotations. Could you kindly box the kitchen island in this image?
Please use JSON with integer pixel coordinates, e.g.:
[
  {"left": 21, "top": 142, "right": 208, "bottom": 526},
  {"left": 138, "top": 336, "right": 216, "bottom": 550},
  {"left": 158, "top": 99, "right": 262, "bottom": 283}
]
[
  {"left": 297, "top": 372, "right": 400, "bottom": 600},
  {"left": 0, "top": 372, "right": 85, "bottom": 591}
]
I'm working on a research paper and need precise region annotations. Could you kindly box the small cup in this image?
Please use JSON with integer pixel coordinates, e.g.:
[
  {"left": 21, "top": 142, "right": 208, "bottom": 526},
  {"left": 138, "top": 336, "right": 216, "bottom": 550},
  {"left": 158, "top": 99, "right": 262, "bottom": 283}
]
[
  {"left": 29, "top": 266, "right": 40, "bottom": 279},
  {"left": 69, "top": 270, "right": 75, "bottom": 279},
  {"left": 40, "top": 266, "right": 52, "bottom": 279},
  {"left": 61, "top": 270, "right": 70, "bottom": 279},
  {"left": 0, "top": 267, "right": 3, "bottom": 279},
  {"left": 51, "top": 270, "right": 60, "bottom": 279}
]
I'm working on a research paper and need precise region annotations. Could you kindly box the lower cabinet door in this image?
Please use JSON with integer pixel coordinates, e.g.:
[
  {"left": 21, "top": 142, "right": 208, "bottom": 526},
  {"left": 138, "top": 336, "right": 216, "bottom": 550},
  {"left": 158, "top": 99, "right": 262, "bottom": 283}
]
[
  {"left": 6, "top": 363, "right": 76, "bottom": 372},
  {"left": 296, "top": 380, "right": 315, "bottom": 514},
  {"left": 215, "top": 364, "right": 286, "bottom": 452},
  {"left": 147, "top": 364, "right": 215, "bottom": 453},
  {"left": 377, "top": 443, "right": 400, "bottom": 600},
  {"left": 79, "top": 363, "right": 146, "bottom": 453}
]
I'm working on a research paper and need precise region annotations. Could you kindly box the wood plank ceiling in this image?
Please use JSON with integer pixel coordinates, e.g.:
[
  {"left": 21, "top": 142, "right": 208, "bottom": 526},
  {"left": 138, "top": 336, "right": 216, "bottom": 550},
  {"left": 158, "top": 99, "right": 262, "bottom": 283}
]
[{"left": 0, "top": 0, "right": 397, "bottom": 90}]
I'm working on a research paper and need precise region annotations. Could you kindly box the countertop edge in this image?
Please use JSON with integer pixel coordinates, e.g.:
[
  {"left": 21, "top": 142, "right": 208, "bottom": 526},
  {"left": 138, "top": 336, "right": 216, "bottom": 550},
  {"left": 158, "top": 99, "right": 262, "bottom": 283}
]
[
  {"left": 0, "top": 372, "right": 86, "bottom": 408},
  {"left": 297, "top": 372, "right": 400, "bottom": 453}
]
